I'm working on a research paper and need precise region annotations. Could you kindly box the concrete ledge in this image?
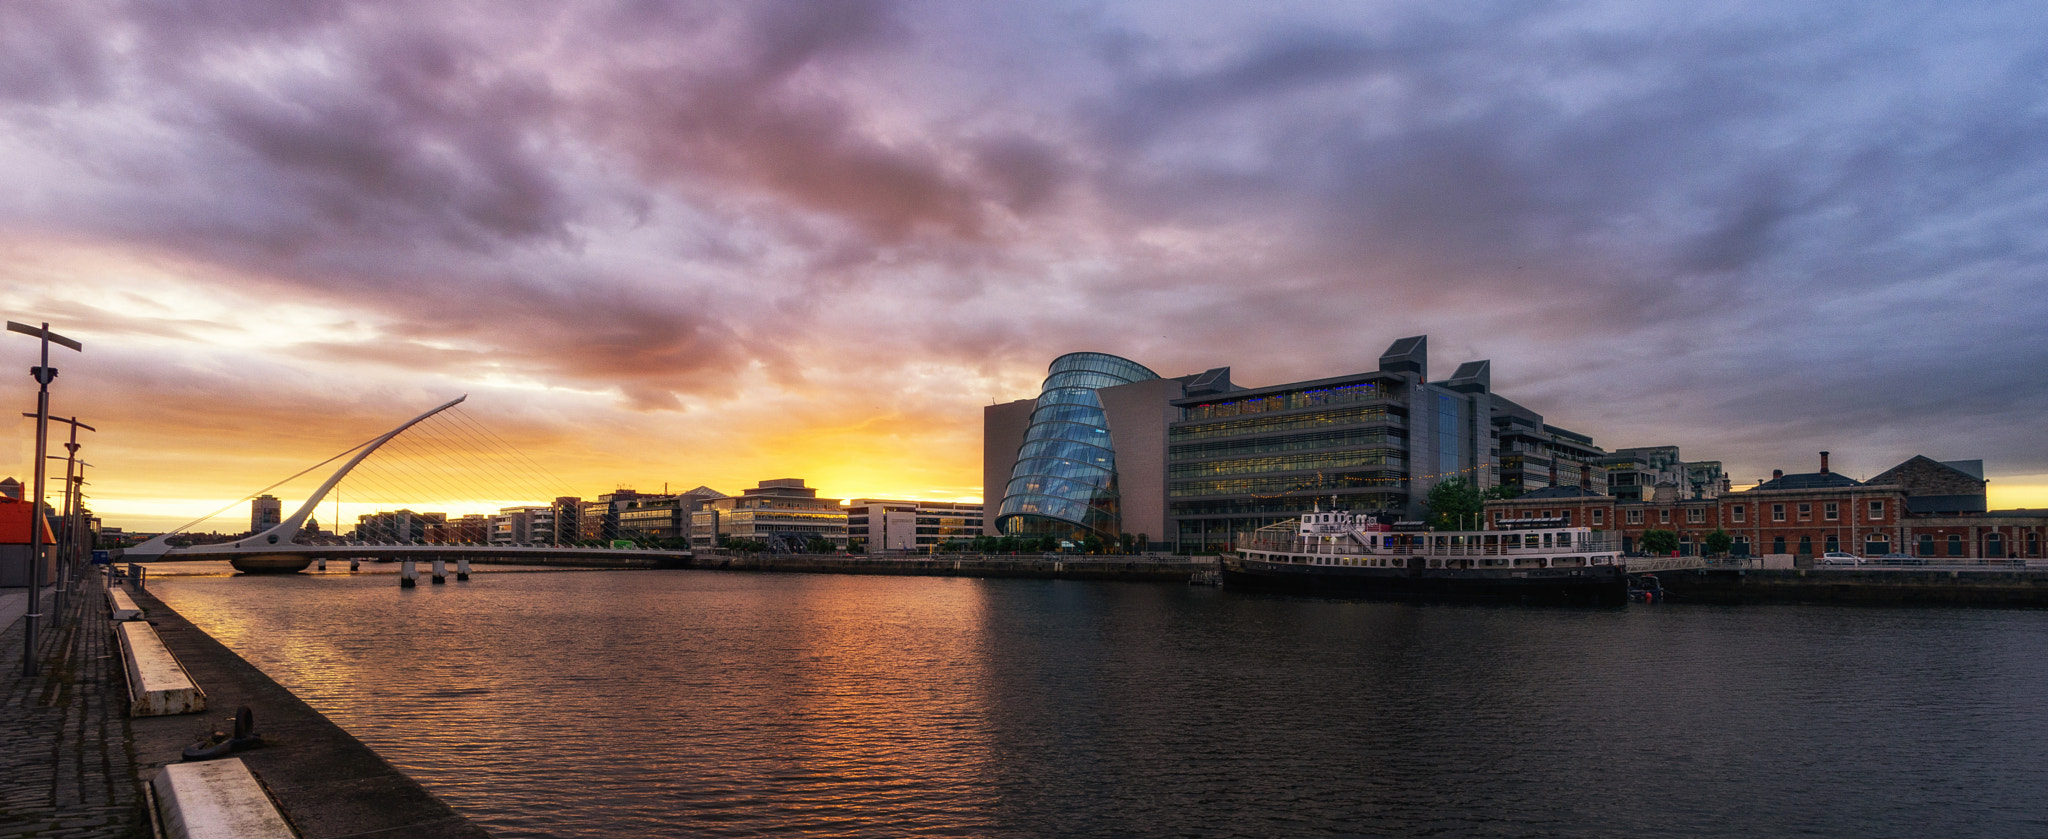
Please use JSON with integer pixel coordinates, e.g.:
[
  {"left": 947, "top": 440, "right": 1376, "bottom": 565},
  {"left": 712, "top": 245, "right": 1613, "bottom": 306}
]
[
  {"left": 117, "top": 620, "right": 207, "bottom": 716},
  {"left": 110, "top": 587, "right": 143, "bottom": 620},
  {"left": 152, "top": 759, "right": 295, "bottom": 839}
]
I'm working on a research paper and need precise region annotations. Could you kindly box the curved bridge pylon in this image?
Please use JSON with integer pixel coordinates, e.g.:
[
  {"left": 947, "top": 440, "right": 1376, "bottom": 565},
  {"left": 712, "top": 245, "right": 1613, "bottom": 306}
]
[{"left": 127, "top": 395, "right": 468, "bottom": 560}]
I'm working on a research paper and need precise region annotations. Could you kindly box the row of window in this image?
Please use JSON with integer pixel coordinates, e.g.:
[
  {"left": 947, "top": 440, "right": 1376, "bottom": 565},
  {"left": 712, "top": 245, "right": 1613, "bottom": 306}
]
[
  {"left": 1170, "top": 405, "right": 1397, "bottom": 442},
  {"left": 1180, "top": 382, "right": 1383, "bottom": 421},
  {"left": 1167, "top": 448, "right": 1404, "bottom": 480},
  {"left": 1168, "top": 427, "right": 1401, "bottom": 462},
  {"left": 1169, "top": 470, "right": 1405, "bottom": 498}
]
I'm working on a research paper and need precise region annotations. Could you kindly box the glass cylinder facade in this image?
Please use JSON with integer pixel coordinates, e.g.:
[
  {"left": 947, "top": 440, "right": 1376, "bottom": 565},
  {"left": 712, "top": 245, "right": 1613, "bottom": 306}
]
[{"left": 996, "top": 352, "right": 1159, "bottom": 540}]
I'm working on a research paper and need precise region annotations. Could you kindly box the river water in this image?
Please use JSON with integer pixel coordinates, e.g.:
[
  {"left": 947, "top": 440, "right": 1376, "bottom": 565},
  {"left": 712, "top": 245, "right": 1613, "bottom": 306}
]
[{"left": 150, "top": 565, "right": 2048, "bottom": 838}]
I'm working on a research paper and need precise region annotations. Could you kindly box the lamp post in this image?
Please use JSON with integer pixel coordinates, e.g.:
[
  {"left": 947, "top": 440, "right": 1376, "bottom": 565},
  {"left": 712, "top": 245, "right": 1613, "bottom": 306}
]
[
  {"left": 35, "top": 416, "right": 94, "bottom": 623},
  {"left": 8, "top": 321, "right": 82, "bottom": 677}
]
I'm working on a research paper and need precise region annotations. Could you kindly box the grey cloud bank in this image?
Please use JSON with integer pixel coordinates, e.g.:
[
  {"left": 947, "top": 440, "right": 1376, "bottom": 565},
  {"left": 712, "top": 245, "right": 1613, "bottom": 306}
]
[{"left": 3, "top": 0, "right": 2045, "bottom": 486}]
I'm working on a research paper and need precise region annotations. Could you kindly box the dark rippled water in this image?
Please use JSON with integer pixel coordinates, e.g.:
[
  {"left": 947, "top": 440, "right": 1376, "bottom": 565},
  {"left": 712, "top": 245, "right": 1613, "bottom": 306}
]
[{"left": 151, "top": 565, "right": 2048, "bottom": 838}]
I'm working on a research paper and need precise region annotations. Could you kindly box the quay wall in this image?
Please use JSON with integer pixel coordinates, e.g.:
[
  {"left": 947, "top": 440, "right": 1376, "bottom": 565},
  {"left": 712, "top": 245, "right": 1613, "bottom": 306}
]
[
  {"left": 127, "top": 586, "right": 492, "bottom": 838},
  {"left": 1657, "top": 567, "right": 2048, "bottom": 606},
  {"left": 695, "top": 553, "right": 1219, "bottom": 582}
]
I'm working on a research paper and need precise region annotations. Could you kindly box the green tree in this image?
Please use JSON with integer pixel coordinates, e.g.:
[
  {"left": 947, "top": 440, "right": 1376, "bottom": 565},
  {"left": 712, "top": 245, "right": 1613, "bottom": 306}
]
[
  {"left": 1704, "top": 529, "right": 1733, "bottom": 556},
  {"left": 1639, "top": 528, "right": 1679, "bottom": 555},
  {"left": 1083, "top": 534, "right": 1105, "bottom": 554},
  {"left": 804, "top": 536, "right": 837, "bottom": 554},
  {"left": 1426, "top": 477, "right": 1485, "bottom": 530},
  {"left": 1134, "top": 533, "right": 1150, "bottom": 554},
  {"left": 1484, "top": 484, "right": 1523, "bottom": 501}
]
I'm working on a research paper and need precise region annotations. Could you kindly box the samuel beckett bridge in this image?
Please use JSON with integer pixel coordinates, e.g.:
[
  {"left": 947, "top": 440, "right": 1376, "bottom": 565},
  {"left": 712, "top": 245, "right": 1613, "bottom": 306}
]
[{"left": 126, "top": 396, "right": 689, "bottom": 573}]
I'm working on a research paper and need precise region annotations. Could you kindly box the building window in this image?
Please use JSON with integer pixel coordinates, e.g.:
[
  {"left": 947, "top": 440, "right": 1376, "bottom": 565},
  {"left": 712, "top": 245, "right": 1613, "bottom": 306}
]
[
  {"left": 1948, "top": 534, "right": 1963, "bottom": 557},
  {"left": 1825, "top": 535, "right": 1840, "bottom": 554},
  {"left": 1865, "top": 536, "right": 1890, "bottom": 556},
  {"left": 1627, "top": 509, "right": 1643, "bottom": 525},
  {"left": 1772, "top": 504, "right": 1786, "bottom": 522},
  {"left": 1733, "top": 505, "right": 1746, "bottom": 523},
  {"left": 2031, "top": 532, "right": 2042, "bottom": 557},
  {"left": 1919, "top": 534, "right": 1935, "bottom": 556},
  {"left": 1561, "top": 510, "right": 1572, "bottom": 525},
  {"left": 1823, "top": 502, "right": 1838, "bottom": 521},
  {"left": 1686, "top": 508, "right": 1704, "bottom": 524},
  {"left": 1798, "top": 503, "right": 1811, "bottom": 521},
  {"left": 1592, "top": 509, "right": 1605, "bottom": 526},
  {"left": 1987, "top": 533, "right": 2006, "bottom": 558},
  {"left": 1868, "top": 500, "right": 1883, "bottom": 520},
  {"left": 1773, "top": 536, "right": 1786, "bottom": 554},
  {"left": 1798, "top": 535, "right": 1813, "bottom": 557},
  {"left": 1733, "top": 535, "right": 1750, "bottom": 556},
  {"left": 1659, "top": 510, "right": 1670, "bottom": 524}
]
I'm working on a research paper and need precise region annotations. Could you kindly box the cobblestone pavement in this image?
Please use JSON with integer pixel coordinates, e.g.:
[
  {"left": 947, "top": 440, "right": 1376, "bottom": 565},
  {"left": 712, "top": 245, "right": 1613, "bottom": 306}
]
[{"left": 0, "top": 580, "right": 147, "bottom": 839}]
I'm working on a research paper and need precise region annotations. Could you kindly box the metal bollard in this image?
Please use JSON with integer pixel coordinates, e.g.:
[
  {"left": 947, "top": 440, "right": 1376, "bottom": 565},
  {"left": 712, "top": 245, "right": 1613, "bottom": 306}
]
[
  {"left": 431, "top": 558, "right": 446, "bottom": 585},
  {"left": 350, "top": 558, "right": 360, "bottom": 572},
  {"left": 400, "top": 559, "right": 417, "bottom": 588},
  {"left": 317, "top": 558, "right": 327, "bottom": 571},
  {"left": 456, "top": 558, "right": 470, "bottom": 581}
]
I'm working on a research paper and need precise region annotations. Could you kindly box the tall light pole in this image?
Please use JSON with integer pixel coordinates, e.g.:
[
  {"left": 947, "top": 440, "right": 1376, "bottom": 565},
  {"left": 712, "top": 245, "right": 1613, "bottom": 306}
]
[
  {"left": 8, "top": 321, "right": 82, "bottom": 677},
  {"left": 35, "top": 416, "right": 94, "bottom": 623}
]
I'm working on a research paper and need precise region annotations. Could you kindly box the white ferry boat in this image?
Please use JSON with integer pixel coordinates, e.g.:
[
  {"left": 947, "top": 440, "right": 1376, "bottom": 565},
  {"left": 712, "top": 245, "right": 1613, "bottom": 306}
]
[{"left": 1222, "top": 508, "right": 1629, "bottom": 604}]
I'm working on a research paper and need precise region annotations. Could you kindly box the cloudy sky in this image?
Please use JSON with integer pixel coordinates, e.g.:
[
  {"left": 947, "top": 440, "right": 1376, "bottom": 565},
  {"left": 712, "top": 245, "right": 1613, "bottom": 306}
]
[{"left": 4, "top": 0, "right": 2045, "bottom": 531}]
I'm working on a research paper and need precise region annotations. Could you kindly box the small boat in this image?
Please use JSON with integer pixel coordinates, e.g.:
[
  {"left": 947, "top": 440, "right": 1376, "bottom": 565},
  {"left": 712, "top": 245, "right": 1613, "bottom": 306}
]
[{"left": 1222, "top": 508, "right": 1628, "bottom": 605}]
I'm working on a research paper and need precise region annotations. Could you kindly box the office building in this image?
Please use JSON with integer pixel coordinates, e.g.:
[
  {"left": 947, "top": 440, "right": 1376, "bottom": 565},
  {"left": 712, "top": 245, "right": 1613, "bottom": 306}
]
[
  {"left": 691, "top": 479, "right": 848, "bottom": 552},
  {"left": 986, "top": 336, "right": 1588, "bottom": 552},
  {"left": 846, "top": 499, "right": 983, "bottom": 553},
  {"left": 250, "top": 495, "right": 283, "bottom": 534}
]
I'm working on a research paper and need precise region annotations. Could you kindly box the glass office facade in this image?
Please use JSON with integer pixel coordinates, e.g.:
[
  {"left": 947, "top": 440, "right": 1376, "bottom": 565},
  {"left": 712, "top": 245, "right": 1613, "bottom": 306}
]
[{"left": 996, "top": 352, "right": 1159, "bottom": 540}]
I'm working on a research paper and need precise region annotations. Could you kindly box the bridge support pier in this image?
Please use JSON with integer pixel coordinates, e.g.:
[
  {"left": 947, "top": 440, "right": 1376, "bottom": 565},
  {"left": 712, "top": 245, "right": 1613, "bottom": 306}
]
[
  {"left": 400, "top": 560, "right": 417, "bottom": 588},
  {"left": 431, "top": 559, "right": 446, "bottom": 585},
  {"left": 456, "top": 558, "right": 470, "bottom": 581}
]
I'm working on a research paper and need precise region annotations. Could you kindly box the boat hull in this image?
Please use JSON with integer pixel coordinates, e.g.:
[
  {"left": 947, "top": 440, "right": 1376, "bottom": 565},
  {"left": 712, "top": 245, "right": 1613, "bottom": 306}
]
[
  {"left": 1224, "top": 554, "right": 1628, "bottom": 605},
  {"left": 228, "top": 554, "right": 315, "bottom": 574}
]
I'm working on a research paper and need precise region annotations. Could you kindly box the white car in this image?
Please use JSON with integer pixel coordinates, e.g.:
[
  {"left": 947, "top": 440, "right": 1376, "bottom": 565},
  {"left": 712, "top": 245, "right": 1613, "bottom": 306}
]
[{"left": 1819, "top": 552, "right": 1863, "bottom": 566}]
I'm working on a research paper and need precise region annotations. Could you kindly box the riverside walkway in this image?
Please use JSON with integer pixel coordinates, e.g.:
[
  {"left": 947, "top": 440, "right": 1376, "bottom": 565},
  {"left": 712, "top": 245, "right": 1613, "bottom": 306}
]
[
  {"left": 1, "top": 577, "right": 491, "bottom": 838},
  {"left": 0, "top": 584, "right": 143, "bottom": 838}
]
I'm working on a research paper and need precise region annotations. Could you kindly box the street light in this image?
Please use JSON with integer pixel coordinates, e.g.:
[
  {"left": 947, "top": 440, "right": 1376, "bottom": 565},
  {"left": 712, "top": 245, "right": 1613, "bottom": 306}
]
[
  {"left": 35, "top": 416, "right": 94, "bottom": 625},
  {"left": 8, "top": 321, "right": 82, "bottom": 677}
]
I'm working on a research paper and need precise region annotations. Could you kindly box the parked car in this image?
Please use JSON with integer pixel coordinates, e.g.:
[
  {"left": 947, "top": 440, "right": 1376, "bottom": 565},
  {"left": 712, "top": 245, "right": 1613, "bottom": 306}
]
[{"left": 1819, "top": 552, "right": 1863, "bottom": 566}]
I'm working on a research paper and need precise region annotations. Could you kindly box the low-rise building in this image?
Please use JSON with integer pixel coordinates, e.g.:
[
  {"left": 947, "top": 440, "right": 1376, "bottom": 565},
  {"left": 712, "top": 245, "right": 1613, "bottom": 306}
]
[
  {"left": 1485, "top": 451, "right": 2048, "bottom": 560},
  {"left": 846, "top": 499, "right": 984, "bottom": 553},
  {"left": 691, "top": 478, "right": 847, "bottom": 552}
]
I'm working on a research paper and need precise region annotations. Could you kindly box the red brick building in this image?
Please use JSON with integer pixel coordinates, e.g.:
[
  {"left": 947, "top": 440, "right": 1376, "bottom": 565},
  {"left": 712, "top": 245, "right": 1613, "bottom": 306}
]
[{"left": 1485, "top": 452, "right": 2047, "bottom": 560}]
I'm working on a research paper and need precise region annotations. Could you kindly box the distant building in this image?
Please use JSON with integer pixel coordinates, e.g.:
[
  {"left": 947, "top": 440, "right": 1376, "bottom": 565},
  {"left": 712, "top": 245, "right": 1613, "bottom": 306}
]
[
  {"left": 580, "top": 490, "right": 647, "bottom": 542},
  {"left": 251, "top": 495, "right": 283, "bottom": 534},
  {"left": 1595, "top": 447, "right": 1724, "bottom": 503},
  {"left": 987, "top": 336, "right": 1607, "bottom": 553},
  {"left": 355, "top": 509, "right": 444, "bottom": 542},
  {"left": 691, "top": 479, "right": 847, "bottom": 552},
  {"left": 425, "top": 514, "right": 490, "bottom": 544},
  {"left": 846, "top": 499, "right": 984, "bottom": 553},
  {"left": 617, "top": 487, "right": 728, "bottom": 542}
]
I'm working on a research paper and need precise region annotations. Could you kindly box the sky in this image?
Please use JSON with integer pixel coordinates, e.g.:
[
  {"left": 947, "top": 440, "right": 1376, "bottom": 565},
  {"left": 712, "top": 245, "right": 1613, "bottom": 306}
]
[{"left": 3, "top": 0, "right": 2046, "bottom": 532}]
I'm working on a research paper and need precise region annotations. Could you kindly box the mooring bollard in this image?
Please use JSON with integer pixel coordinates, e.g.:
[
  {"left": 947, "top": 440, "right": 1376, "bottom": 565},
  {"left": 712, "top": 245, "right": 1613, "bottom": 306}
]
[
  {"left": 400, "top": 559, "right": 417, "bottom": 588},
  {"left": 316, "top": 558, "right": 326, "bottom": 571},
  {"left": 350, "top": 557, "right": 360, "bottom": 572},
  {"left": 456, "top": 558, "right": 470, "bottom": 581},
  {"left": 431, "top": 558, "right": 446, "bottom": 585}
]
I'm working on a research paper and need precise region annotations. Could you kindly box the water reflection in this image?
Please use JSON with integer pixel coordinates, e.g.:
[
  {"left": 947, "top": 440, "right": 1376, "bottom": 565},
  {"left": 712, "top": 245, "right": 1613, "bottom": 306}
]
[{"left": 153, "top": 571, "right": 2048, "bottom": 838}]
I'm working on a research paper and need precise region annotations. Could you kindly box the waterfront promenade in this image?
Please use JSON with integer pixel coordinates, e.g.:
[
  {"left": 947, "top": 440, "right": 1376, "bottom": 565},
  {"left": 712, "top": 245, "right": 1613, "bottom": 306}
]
[
  {"left": 0, "top": 584, "right": 143, "bottom": 838},
  {"left": 1, "top": 577, "right": 491, "bottom": 839}
]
